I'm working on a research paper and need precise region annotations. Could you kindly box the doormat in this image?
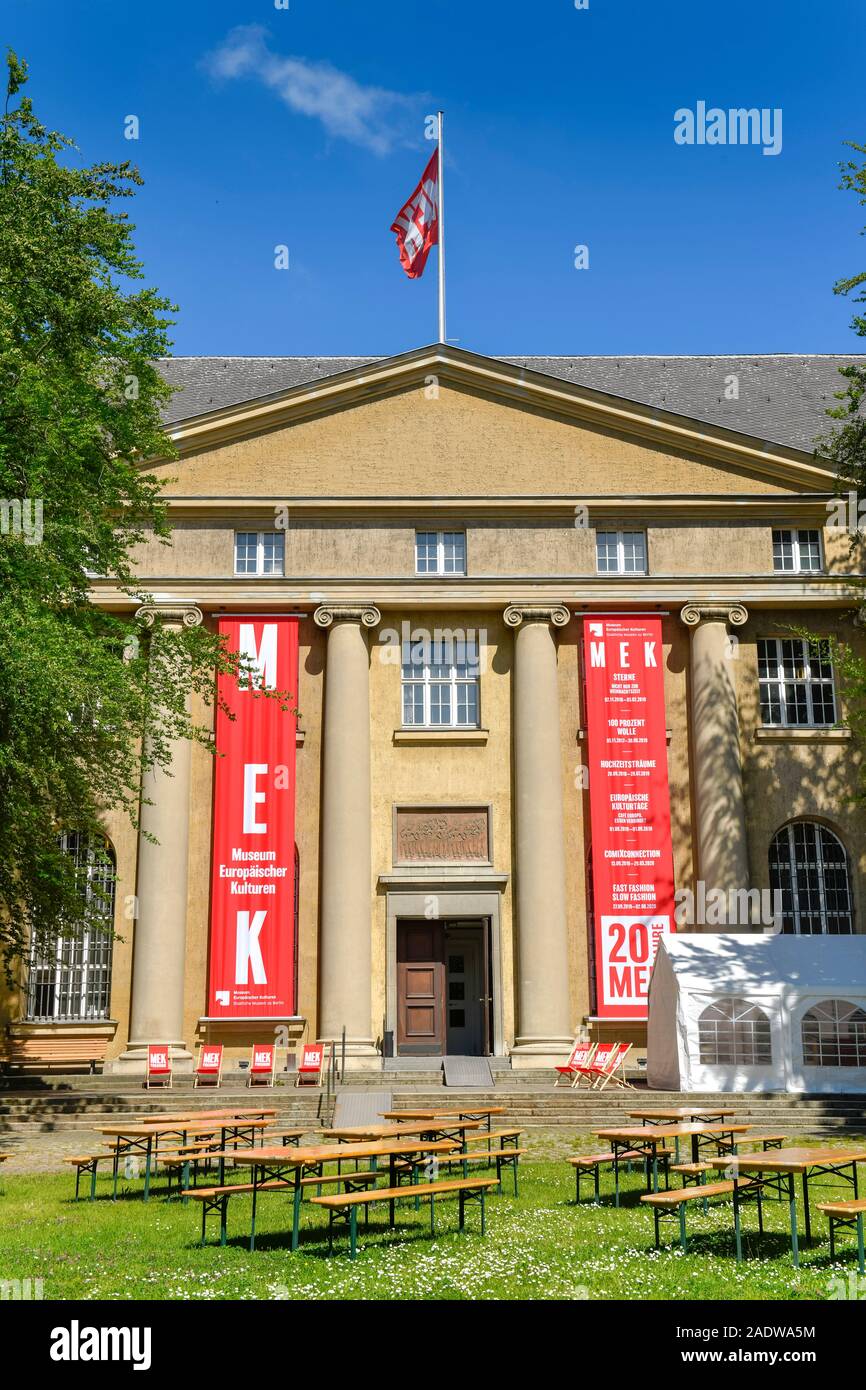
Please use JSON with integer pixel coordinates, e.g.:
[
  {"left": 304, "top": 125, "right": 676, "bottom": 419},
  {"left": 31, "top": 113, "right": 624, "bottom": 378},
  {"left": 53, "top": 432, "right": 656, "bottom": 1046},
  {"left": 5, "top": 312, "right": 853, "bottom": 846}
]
[{"left": 442, "top": 1056, "right": 494, "bottom": 1088}]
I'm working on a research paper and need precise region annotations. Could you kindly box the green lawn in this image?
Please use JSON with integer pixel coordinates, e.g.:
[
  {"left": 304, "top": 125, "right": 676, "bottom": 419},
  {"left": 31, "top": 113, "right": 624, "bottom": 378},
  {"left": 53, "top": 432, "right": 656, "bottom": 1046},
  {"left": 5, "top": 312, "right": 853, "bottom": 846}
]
[{"left": 0, "top": 1155, "right": 861, "bottom": 1301}]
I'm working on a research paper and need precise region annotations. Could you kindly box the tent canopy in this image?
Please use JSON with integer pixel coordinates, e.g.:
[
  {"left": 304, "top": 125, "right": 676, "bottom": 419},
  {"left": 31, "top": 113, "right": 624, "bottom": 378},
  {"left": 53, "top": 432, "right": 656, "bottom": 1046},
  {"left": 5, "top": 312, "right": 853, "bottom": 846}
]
[{"left": 646, "top": 933, "right": 866, "bottom": 1093}]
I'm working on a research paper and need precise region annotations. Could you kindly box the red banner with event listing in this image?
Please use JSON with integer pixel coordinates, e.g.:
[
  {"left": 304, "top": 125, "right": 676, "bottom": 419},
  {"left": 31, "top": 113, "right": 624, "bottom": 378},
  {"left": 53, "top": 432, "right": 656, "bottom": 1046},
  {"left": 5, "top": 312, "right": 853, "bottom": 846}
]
[
  {"left": 583, "top": 616, "right": 675, "bottom": 1020},
  {"left": 208, "top": 617, "right": 298, "bottom": 1019}
]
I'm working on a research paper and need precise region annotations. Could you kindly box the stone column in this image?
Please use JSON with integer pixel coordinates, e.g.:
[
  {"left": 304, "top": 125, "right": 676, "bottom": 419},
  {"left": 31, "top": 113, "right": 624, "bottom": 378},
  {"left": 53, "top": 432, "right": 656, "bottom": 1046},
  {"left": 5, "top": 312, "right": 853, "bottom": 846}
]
[
  {"left": 504, "top": 604, "right": 574, "bottom": 1065},
  {"left": 113, "top": 602, "right": 203, "bottom": 1073},
  {"left": 313, "top": 603, "right": 381, "bottom": 1060},
  {"left": 680, "top": 602, "right": 751, "bottom": 927}
]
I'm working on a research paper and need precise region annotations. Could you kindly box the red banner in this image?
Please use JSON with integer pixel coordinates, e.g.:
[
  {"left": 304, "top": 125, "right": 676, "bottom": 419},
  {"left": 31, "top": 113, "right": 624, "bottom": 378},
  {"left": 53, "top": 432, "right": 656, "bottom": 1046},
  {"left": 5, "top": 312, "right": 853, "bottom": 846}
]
[
  {"left": 583, "top": 616, "right": 675, "bottom": 1019},
  {"left": 208, "top": 617, "right": 298, "bottom": 1019}
]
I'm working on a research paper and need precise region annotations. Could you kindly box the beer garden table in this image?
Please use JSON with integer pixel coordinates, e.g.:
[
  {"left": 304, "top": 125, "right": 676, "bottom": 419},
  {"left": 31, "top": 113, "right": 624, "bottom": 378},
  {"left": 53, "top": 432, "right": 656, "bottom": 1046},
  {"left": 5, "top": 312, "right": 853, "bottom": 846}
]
[
  {"left": 379, "top": 1107, "right": 506, "bottom": 1133},
  {"left": 211, "top": 1138, "right": 463, "bottom": 1250},
  {"left": 98, "top": 1118, "right": 275, "bottom": 1199},
  {"left": 594, "top": 1123, "right": 753, "bottom": 1204},
  {"left": 702, "top": 1146, "right": 866, "bottom": 1267},
  {"left": 629, "top": 1107, "right": 737, "bottom": 1125},
  {"left": 324, "top": 1120, "right": 481, "bottom": 1148}
]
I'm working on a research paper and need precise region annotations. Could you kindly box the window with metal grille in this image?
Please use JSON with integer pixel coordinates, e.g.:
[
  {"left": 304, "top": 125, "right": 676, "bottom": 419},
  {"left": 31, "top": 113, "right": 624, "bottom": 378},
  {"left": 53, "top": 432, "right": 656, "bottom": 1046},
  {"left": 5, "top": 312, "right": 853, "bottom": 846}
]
[
  {"left": 757, "top": 637, "right": 836, "bottom": 726},
  {"left": 234, "top": 530, "right": 285, "bottom": 575},
  {"left": 768, "top": 822, "right": 854, "bottom": 935},
  {"left": 401, "top": 633, "right": 480, "bottom": 727},
  {"left": 801, "top": 999, "right": 866, "bottom": 1067},
  {"left": 595, "top": 530, "right": 647, "bottom": 574},
  {"left": 26, "top": 833, "right": 116, "bottom": 1022},
  {"left": 414, "top": 530, "right": 466, "bottom": 575},
  {"left": 772, "top": 528, "right": 823, "bottom": 573},
  {"left": 698, "top": 997, "right": 772, "bottom": 1066}
]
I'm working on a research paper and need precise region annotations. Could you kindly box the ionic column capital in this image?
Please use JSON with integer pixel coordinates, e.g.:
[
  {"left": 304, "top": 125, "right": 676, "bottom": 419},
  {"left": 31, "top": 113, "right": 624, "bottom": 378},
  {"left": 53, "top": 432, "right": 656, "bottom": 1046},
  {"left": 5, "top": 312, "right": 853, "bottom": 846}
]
[
  {"left": 503, "top": 603, "right": 571, "bottom": 630},
  {"left": 135, "top": 601, "right": 204, "bottom": 630},
  {"left": 680, "top": 601, "right": 748, "bottom": 629},
  {"left": 314, "top": 603, "right": 381, "bottom": 630}
]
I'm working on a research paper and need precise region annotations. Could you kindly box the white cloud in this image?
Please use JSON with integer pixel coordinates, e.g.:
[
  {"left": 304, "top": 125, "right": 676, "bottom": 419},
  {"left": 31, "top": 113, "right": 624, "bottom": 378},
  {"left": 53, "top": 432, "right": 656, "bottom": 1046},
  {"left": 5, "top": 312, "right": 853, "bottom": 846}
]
[{"left": 203, "top": 25, "right": 419, "bottom": 156}]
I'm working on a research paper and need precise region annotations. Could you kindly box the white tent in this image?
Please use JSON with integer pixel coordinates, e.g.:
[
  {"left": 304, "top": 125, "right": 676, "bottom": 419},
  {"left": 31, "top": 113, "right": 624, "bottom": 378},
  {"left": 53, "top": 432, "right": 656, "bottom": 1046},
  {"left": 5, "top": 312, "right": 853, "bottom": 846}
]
[{"left": 646, "top": 933, "right": 866, "bottom": 1093}]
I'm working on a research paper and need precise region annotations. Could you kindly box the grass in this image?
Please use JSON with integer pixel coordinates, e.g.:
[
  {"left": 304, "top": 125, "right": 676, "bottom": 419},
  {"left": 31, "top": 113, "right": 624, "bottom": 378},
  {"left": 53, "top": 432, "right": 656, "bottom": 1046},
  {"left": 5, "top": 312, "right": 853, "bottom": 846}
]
[{"left": 0, "top": 1148, "right": 862, "bottom": 1301}]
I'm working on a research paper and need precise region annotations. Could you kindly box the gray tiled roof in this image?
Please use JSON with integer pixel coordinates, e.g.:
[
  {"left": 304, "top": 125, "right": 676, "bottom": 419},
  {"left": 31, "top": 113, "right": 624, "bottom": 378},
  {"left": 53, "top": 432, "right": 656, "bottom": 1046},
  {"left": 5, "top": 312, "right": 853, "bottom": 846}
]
[{"left": 157, "top": 352, "right": 866, "bottom": 454}]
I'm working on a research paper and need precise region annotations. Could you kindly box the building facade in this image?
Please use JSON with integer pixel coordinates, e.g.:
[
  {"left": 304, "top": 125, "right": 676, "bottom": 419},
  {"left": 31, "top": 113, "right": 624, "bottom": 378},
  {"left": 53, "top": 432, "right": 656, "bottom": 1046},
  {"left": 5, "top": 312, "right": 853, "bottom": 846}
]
[{"left": 4, "top": 345, "right": 865, "bottom": 1072}]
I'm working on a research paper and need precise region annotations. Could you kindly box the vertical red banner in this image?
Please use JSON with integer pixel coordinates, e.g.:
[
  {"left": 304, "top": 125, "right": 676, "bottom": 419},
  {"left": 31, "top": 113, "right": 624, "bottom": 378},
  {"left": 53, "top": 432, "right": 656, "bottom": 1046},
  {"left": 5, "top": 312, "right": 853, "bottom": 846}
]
[
  {"left": 208, "top": 617, "right": 299, "bottom": 1019},
  {"left": 583, "top": 616, "right": 675, "bottom": 1020}
]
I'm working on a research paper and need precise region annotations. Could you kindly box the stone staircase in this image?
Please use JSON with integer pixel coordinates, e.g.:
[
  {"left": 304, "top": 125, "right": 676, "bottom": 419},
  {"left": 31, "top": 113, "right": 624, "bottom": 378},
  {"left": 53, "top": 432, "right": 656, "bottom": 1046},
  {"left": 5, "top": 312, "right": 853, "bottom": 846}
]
[{"left": 1, "top": 1071, "right": 865, "bottom": 1148}]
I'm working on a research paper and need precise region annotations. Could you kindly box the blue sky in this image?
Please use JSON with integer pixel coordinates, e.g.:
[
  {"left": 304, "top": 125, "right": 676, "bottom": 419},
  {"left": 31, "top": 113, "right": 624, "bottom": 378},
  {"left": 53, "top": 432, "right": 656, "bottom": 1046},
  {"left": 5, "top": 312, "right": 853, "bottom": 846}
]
[{"left": 7, "top": 0, "right": 866, "bottom": 356}]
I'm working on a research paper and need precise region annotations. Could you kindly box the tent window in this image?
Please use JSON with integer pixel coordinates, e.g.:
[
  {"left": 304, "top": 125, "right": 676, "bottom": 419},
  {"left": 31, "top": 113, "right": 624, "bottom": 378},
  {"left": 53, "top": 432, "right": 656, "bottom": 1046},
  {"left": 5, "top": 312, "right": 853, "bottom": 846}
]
[
  {"left": 801, "top": 999, "right": 866, "bottom": 1067},
  {"left": 698, "top": 997, "right": 772, "bottom": 1066},
  {"left": 768, "top": 822, "right": 854, "bottom": 935}
]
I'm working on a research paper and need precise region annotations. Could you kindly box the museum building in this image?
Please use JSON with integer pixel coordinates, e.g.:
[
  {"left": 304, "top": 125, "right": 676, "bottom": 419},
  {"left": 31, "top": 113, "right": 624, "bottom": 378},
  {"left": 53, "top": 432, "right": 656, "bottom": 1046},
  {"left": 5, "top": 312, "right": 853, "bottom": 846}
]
[{"left": 3, "top": 345, "right": 865, "bottom": 1074}]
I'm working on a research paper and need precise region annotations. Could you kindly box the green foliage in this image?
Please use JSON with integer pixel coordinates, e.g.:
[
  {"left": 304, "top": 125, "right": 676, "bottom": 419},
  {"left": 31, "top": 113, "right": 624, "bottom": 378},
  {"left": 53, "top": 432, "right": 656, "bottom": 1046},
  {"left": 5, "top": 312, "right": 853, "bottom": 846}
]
[
  {"left": 0, "top": 52, "right": 289, "bottom": 978},
  {"left": 817, "top": 142, "right": 866, "bottom": 485}
]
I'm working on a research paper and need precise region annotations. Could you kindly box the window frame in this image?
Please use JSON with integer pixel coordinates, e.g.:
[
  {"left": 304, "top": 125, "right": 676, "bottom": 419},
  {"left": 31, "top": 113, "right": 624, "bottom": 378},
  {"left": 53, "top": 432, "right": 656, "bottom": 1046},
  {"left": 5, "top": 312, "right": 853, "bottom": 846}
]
[
  {"left": 414, "top": 529, "right": 467, "bottom": 577},
  {"left": 595, "top": 529, "right": 648, "bottom": 576},
  {"left": 771, "top": 527, "right": 824, "bottom": 574},
  {"left": 400, "top": 634, "right": 481, "bottom": 729},
  {"left": 768, "top": 822, "right": 854, "bottom": 936},
  {"left": 25, "top": 833, "right": 116, "bottom": 1023},
  {"left": 757, "top": 636, "right": 837, "bottom": 728},
  {"left": 233, "top": 530, "right": 285, "bottom": 577}
]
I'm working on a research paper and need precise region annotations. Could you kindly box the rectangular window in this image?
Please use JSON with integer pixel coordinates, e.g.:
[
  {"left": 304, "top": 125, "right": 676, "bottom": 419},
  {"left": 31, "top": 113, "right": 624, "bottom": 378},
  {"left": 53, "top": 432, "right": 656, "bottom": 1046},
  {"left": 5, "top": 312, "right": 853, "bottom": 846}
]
[
  {"left": 401, "top": 634, "right": 480, "bottom": 727},
  {"left": 234, "top": 531, "right": 285, "bottom": 576},
  {"left": 757, "top": 637, "right": 837, "bottom": 727},
  {"left": 26, "top": 834, "right": 115, "bottom": 1022},
  {"left": 595, "top": 530, "right": 647, "bottom": 575},
  {"left": 772, "top": 528, "right": 822, "bottom": 573},
  {"left": 415, "top": 530, "right": 466, "bottom": 575}
]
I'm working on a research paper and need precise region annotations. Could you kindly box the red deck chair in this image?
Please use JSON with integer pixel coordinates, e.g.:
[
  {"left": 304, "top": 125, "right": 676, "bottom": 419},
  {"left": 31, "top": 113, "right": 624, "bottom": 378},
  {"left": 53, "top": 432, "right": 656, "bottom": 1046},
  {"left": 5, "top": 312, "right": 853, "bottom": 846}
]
[
  {"left": 247, "top": 1043, "right": 276, "bottom": 1089},
  {"left": 589, "top": 1042, "right": 633, "bottom": 1090},
  {"left": 194, "top": 1043, "right": 223, "bottom": 1089},
  {"left": 145, "top": 1044, "right": 172, "bottom": 1089},
  {"left": 554, "top": 1040, "right": 597, "bottom": 1088},
  {"left": 295, "top": 1041, "right": 329, "bottom": 1088}
]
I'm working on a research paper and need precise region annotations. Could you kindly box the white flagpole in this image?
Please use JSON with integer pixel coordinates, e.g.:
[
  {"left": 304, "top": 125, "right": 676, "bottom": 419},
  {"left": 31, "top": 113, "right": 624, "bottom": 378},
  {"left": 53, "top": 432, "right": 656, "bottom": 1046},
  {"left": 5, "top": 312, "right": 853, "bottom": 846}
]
[{"left": 437, "top": 109, "right": 446, "bottom": 343}]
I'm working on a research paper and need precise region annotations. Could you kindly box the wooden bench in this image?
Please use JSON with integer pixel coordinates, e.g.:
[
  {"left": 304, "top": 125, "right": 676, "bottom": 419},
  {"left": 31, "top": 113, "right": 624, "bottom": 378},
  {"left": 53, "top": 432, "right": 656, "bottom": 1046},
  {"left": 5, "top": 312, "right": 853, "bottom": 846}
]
[
  {"left": 269, "top": 1130, "right": 308, "bottom": 1147},
  {"left": 64, "top": 1154, "right": 110, "bottom": 1200},
  {"left": 745, "top": 1133, "right": 787, "bottom": 1150},
  {"left": 569, "top": 1148, "right": 673, "bottom": 1204},
  {"left": 817, "top": 1198, "right": 866, "bottom": 1273},
  {"left": 436, "top": 1147, "right": 526, "bottom": 1196},
  {"left": 464, "top": 1128, "right": 522, "bottom": 1150},
  {"left": 2, "top": 1036, "right": 109, "bottom": 1074},
  {"left": 311, "top": 1176, "right": 499, "bottom": 1259},
  {"left": 642, "top": 1178, "right": 760, "bottom": 1252},
  {"left": 189, "top": 1170, "right": 381, "bottom": 1246},
  {"left": 669, "top": 1160, "right": 718, "bottom": 1188}
]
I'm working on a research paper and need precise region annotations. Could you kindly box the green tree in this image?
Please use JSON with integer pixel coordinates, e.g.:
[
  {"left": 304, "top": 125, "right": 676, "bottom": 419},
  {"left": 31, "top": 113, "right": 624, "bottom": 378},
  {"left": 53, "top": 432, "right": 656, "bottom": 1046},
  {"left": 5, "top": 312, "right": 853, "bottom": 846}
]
[
  {"left": 817, "top": 142, "right": 866, "bottom": 484},
  {"left": 0, "top": 53, "right": 286, "bottom": 980}
]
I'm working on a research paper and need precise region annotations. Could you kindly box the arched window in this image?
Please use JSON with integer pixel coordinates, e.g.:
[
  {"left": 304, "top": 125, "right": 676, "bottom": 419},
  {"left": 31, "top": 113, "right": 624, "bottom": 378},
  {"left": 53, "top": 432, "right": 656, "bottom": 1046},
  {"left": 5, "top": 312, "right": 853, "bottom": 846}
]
[
  {"left": 26, "top": 833, "right": 116, "bottom": 1022},
  {"left": 768, "top": 822, "right": 854, "bottom": 935},
  {"left": 802, "top": 999, "right": 866, "bottom": 1067},
  {"left": 698, "top": 997, "right": 772, "bottom": 1066}
]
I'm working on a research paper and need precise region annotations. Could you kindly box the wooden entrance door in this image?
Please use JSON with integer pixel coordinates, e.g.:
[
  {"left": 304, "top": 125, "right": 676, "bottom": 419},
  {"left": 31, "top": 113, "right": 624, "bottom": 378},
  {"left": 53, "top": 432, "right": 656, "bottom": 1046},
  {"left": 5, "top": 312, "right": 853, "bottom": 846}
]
[{"left": 396, "top": 921, "right": 445, "bottom": 1054}]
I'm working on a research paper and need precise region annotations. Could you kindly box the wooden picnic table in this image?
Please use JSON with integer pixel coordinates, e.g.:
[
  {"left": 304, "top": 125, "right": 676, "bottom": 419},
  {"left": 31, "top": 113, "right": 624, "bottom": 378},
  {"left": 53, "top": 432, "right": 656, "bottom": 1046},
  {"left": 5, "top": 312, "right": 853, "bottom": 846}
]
[
  {"left": 702, "top": 1146, "right": 866, "bottom": 1267},
  {"left": 98, "top": 1118, "right": 275, "bottom": 1199},
  {"left": 380, "top": 1107, "right": 506, "bottom": 1133},
  {"left": 139, "top": 1108, "right": 277, "bottom": 1124},
  {"left": 324, "top": 1120, "right": 481, "bottom": 1147},
  {"left": 594, "top": 1123, "right": 753, "bottom": 1203},
  {"left": 629, "top": 1107, "right": 737, "bottom": 1125},
  {"left": 211, "top": 1138, "right": 463, "bottom": 1250}
]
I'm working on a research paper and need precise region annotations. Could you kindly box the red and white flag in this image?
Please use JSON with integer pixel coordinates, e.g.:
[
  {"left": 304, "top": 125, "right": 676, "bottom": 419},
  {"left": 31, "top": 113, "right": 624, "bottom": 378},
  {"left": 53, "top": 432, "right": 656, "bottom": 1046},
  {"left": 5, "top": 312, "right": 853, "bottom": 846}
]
[{"left": 390, "top": 147, "right": 439, "bottom": 279}]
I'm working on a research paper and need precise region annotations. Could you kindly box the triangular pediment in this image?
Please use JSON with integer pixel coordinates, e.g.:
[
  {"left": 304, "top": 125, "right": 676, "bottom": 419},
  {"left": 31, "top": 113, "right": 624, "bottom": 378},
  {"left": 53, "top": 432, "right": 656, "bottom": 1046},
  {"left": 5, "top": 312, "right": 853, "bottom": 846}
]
[{"left": 151, "top": 344, "right": 837, "bottom": 498}]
